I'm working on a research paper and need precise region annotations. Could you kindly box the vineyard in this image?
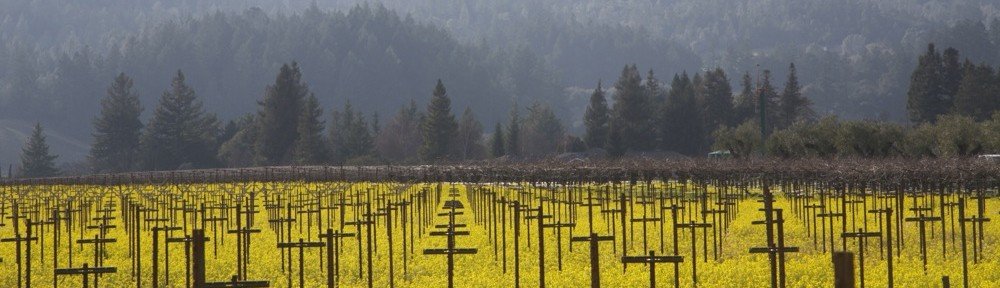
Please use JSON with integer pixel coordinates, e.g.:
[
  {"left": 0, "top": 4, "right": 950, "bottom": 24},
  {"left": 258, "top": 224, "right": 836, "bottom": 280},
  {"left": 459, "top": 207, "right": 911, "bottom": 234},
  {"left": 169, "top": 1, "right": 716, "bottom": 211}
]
[{"left": 0, "top": 159, "right": 998, "bottom": 287}]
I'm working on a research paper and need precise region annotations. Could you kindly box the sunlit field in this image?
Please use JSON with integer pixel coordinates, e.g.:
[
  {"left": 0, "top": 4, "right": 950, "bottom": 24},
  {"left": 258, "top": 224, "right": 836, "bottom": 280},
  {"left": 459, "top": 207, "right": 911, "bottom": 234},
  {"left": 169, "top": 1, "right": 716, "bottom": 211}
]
[{"left": 1, "top": 180, "right": 997, "bottom": 287}]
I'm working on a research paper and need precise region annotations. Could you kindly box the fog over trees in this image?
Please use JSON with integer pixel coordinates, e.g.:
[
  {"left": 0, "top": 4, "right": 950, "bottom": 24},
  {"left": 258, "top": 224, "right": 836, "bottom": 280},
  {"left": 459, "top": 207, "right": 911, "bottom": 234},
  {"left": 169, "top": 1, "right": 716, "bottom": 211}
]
[{"left": 1, "top": 0, "right": 999, "bottom": 172}]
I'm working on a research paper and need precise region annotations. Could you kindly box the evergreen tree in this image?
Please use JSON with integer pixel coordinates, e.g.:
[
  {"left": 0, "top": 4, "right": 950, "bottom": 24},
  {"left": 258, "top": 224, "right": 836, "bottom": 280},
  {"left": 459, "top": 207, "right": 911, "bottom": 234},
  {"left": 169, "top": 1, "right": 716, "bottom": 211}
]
[
  {"left": 758, "top": 70, "right": 781, "bottom": 136},
  {"left": 141, "top": 70, "right": 219, "bottom": 170},
  {"left": 953, "top": 61, "right": 997, "bottom": 121},
  {"left": 940, "top": 48, "right": 963, "bottom": 109},
  {"left": 491, "top": 122, "right": 506, "bottom": 158},
  {"left": 646, "top": 70, "right": 665, "bottom": 146},
  {"left": 256, "top": 62, "right": 308, "bottom": 165},
  {"left": 732, "top": 71, "right": 756, "bottom": 124},
  {"left": 218, "top": 114, "right": 258, "bottom": 168},
  {"left": 646, "top": 70, "right": 663, "bottom": 102},
  {"left": 293, "top": 94, "right": 326, "bottom": 165},
  {"left": 611, "top": 65, "right": 653, "bottom": 152},
  {"left": 420, "top": 79, "right": 458, "bottom": 161},
  {"left": 522, "top": 102, "right": 565, "bottom": 156},
  {"left": 327, "top": 108, "right": 347, "bottom": 164},
  {"left": 777, "top": 63, "right": 813, "bottom": 129},
  {"left": 90, "top": 72, "right": 143, "bottom": 173},
  {"left": 690, "top": 72, "right": 703, "bottom": 103},
  {"left": 506, "top": 102, "right": 522, "bottom": 157},
  {"left": 346, "top": 109, "right": 374, "bottom": 159},
  {"left": 455, "top": 107, "right": 485, "bottom": 160},
  {"left": 19, "top": 123, "right": 59, "bottom": 178},
  {"left": 337, "top": 101, "right": 374, "bottom": 160},
  {"left": 697, "top": 68, "right": 734, "bottom": 139},
  {"left": 661, "top": 72, "right": 705, "bottom": 154},
  {"left": 583, "top": 81, "right": 609, "bottom": 149},
  {"left": 907, "top": 44, "right": 946, "bottom": 123}
]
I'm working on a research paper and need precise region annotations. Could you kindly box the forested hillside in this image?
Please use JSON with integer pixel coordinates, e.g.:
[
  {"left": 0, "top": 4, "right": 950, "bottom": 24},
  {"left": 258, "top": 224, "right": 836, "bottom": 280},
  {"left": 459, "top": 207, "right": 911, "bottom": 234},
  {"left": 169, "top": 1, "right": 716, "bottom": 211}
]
[
  {"left": 0, "top": 4, "right": 563, "bottom": 167},
  {"left": 1, "top": 0, "right": 998, "bottom": 165}
]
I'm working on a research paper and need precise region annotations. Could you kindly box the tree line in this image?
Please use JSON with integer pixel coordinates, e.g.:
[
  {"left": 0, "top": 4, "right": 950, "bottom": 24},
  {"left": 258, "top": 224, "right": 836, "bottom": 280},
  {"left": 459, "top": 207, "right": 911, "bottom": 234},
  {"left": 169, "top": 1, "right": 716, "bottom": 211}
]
[
  {"left": 907, "top": 44, "right": 1000, "bottom": 123},
  {"left": 13, "top": 42, "right": 1000, "bottom": 177},
  {"left": 582, "top": 63, "right": 812, "bottom": 156},
  {"left": 714, "top": 113, "right": 1000, "bottom": 159}
]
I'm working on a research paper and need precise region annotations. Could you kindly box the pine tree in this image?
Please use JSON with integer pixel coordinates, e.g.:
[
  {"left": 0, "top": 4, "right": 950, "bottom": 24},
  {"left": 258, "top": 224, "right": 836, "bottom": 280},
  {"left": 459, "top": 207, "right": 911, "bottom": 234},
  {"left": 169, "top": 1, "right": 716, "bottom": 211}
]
[
  {"left": 646, "top": 70, "right": 665, "bottom": 146},
  {"left": 690, "top": 72, "right": 703, "bottom": 103},
  {"left": 19, "top": 123, "right": 59, "bottom": 177},
  {"left": 697, "top": 68, "right": 734, "bottom": 139},
  {"left": 777, "top": 63, "right": 813, "bottom": 129},
  {"left": 338, "top": 101, "right": 374, "bottom": 160},
  {"left": 491, "top": 122, "right": 506, "bottom": 158},
  {"left": 455, "top": 107, "right": 485, "bottom": 160},
  {"left": 953, "top": 61, "right": 997, "bottom": 121},
  {"left": 141, "top": 70, "right": 219, "bottom": 170},
  {"left": 661, "top": 72, "right": 704, "bottom": 154},
  {"left": 218, "top": 114, "right": 258, "bottom": 168},
  {"left": 940, "top": 48, "right": 963, "bottom": 109},
  {"left": 346, "top": 108, "right": 374, "bottom": 159},
  {"left": 583, "top": 81, "right": 609, "bottom": 149},
  {"left": 646, "top": 70, "right": 662, "bottom": 102},
  {"left": 293, "top": 94, "right": 326, "bottom": 165},
  {"left": 758, "top": 70, "right": 781, "bottom": 136},
  {"left": 256, "top": 62, "right": 308, "bottom": 165},
  {"left": 907, "top": 44, "right": 945, "bottom": 123},
  {"left": 90, "top": 72, "right": 143, "bottom": 173},
  {"left": 506, "top": 102, "right": 522, "bottom": 157},
  {"left": 420, "top": 79, "right": 458, "bottom": 161},
  {"left": 611, "top": 65, "right": 653, "bottom": 152},
  {"left": 522, "top": 102, "right": 565, "bottom": 156},
  {"left": 733, "top": 71, "right": 756, "bottom": 125}
]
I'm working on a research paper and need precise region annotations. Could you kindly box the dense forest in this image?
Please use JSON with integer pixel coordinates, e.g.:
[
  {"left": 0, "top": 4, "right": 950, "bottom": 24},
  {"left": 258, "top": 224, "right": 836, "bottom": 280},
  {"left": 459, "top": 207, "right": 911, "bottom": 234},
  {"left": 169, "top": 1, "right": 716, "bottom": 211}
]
[{"left": 1, "top": 1, "right": 999, "bottom": 171}]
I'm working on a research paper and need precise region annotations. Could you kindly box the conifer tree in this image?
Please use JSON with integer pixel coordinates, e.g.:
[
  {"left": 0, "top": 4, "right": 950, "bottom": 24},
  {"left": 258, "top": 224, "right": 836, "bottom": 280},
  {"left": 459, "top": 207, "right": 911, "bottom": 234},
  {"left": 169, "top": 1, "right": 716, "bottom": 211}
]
[
  {"left": 217, "top": 114, "right": 258, "bottom": 168},
  {"left": 506, "top": 102, "right": 521, "bottom": 157},
  {"left": 522, "top": 102, "right": 565, "bottom": 156},
  {"left": 19, "top": 123, "right": 59, "bottom": 178},
  {"left": 940, "top": 47, "right": 963, "bottom": 109},
  {"left": 141, "top": 70, "right": 219, "bottom": 170},
  {"left": 611, "top": 65, "right": 652, "bottom": 152},
  {"left": 491, "top": 122, "right": 506, "bottom": 158},
  {"left": 346, "top": 108, "right": 374, "bottom": 159},
  {"left": 583, "top": 81, "right": 609, "bottom": 149},
  {"left": 907, "top": 44, "right": 945, "bottom": 123},
  {"left": 420, "top": 79, "right": 457, "bottom": 161},
  {"left": 256, "top": 62, "right": 308, "bottom": 165},
  {"left": 777, "top": 63, "right": 813, "bottom": 129},
  {"left": 758, "top": 70, "right": 781, "bottom": 136},
  {"left": 646, "top": 70, "right": 662, "bottom": 102},
  {"left": 733, "top": 71, "right": 756, "bottom": 125},
  {"left": 661, "top": 72, "right": 704, "bottom": 154},
  {"left": 336, "top": 101, "right": 374, "bottom": 160},
  {"left": 293, "top": 94, "right": 326, "bottom": 165},
  {"left": 697, "top": 68, "right": 734, "bottom": 139},
  {"left": 90, "top": 72, "right": 143, "bottom": 173},
  {"left": 646, "top": 70, "right": 665, "bottom": 146},
  {"left": 953, "top": 61, "right": 997, "bottom": 121}
]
